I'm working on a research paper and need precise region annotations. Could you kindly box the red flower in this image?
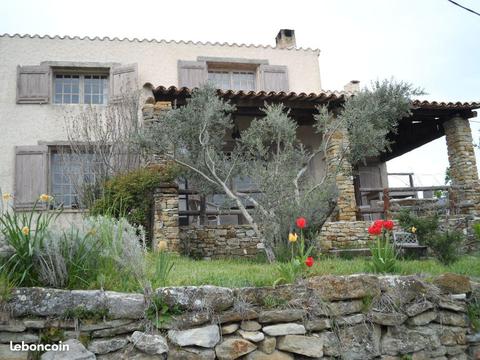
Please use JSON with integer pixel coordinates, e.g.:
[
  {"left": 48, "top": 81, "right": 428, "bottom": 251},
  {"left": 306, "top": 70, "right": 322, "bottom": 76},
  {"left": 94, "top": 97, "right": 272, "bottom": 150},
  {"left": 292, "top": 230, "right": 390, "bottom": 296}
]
[
  {"left": 383, "top": 220, "right": 394, "bottom": 231},
  {"left": 296, "top": 217, "right": 307, "bottom": 229},
  {"left": 305, "top": 256, "right": 314, "bottom": 267},
  {"left": 368, "top": 224, "right": 382, "bottom": 235},
  {"left": 373, "top": 219, "right": 384, "bottom": 228}
]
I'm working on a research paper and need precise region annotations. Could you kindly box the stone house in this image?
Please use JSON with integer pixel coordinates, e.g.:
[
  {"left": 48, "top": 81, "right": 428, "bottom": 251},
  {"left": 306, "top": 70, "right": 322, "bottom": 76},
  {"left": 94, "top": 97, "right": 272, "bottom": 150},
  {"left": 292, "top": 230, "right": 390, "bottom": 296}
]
[{"left": 0, "top": 30, "right": 478, "bottom": 256}]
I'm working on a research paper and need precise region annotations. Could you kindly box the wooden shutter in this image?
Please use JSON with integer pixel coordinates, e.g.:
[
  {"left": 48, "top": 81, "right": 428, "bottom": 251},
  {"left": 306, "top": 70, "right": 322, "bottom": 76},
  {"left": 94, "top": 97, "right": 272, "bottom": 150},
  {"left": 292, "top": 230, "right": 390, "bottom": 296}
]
[
  {"left": 16, "top": 66, "right": 51, "bottom": 104},
  {"left": 14, "top": 146, "right": 49, "bottom": 209},
  {"left": 110, "top": 64, "right": 138, "bottom": 100},
  {"left": 178, "top": 60, "right": 207, "bottom": 88},
  {"left": 259, "top": 65, "right": 289, "bottom": 92}
]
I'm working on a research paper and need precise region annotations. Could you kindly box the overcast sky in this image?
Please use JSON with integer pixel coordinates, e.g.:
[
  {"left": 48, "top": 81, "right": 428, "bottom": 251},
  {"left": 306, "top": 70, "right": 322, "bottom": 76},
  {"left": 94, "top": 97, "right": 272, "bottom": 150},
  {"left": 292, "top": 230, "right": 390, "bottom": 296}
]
[{"left": 2, "top": 0, "right": 479, "bottom": 187}]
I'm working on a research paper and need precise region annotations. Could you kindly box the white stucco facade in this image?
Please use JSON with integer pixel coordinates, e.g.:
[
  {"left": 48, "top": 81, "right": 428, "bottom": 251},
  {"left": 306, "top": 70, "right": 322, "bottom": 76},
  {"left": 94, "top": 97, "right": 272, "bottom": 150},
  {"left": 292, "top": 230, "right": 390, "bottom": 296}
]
[{"left": 0, "top": 33, "right": 321, "bottom": 199}]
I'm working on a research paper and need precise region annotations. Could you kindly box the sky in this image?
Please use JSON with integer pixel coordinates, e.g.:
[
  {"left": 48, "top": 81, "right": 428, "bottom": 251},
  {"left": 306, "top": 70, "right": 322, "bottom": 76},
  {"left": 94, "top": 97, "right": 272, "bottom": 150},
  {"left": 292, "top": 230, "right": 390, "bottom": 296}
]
[{"left": 1, "top": 0, "right": 479, "bottom": 187}]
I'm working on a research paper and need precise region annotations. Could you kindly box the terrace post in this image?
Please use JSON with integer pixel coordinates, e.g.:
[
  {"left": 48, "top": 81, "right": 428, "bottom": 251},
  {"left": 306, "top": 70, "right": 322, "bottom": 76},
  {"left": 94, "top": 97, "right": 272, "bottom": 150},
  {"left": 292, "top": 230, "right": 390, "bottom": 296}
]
[
  {"left": 443, "top": 115, "right": 480, "bottom": 215},
  {"left": 153, "top": 183, "right": 180, "bottom": 251},
  {"left": 326, "top": 126, "right": 357, "bottom": 221}
]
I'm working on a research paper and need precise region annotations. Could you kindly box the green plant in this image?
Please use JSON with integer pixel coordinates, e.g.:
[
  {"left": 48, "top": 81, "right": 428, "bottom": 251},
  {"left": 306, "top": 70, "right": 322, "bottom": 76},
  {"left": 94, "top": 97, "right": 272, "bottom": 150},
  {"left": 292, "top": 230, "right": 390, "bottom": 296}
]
[
  {"left": 63, "top": 306, "right": 109, "bottom": 321},
  {"left": 0, "top": 199, "right": 60, "bottom": 285},
  {"left": 426, "top": 230, "right": 463, "bottom": 265},
  {"left": 366, "top": 222, "right": 397, "bottom": 274},
  {"left": 91, "top": 165, "right": 180, "bottom": 239},
  {"left": 262, "top": 295, "right": 287, "bottom": 309},
  {"left": 361, "top": 294, "right": 374, "bottom": 313},
  {"left": 467, "top": 299, "right": 480, "bottom": 331},
  {"left": 152, "top": 246, "right": 175, "bottom": 287},
  {"left": 473, "top": 223, "right": 480, "bottom": 242},
  {"left": 146, "top": 295, "right": 182, "bottom": 328},
  {"left": 0, "top": 272, "right": 16, "bottom": 304},
  {"left": 274, "top": 218, "right": 315, "bottom": 286},
  {"left": 396, "top": 210, "right": 439, "bottom": 245}
]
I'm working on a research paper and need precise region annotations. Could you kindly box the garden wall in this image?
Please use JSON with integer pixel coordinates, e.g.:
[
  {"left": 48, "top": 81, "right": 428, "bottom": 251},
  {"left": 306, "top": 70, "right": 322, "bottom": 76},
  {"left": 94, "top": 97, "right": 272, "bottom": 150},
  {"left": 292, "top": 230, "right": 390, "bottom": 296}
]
[
  {"left": 1, "top": 274, "right": 479, "bottom": 359},
  {"left": 179, "top": 225, "right": 263, "bottom": 259}
]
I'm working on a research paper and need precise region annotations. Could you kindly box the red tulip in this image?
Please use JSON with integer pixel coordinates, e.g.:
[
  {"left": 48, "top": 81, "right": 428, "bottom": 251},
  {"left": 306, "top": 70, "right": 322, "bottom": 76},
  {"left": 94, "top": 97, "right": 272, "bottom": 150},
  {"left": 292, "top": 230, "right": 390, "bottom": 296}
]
[
  {"left": 383, "top": 220, "right": 394, "bottom": 231},
  {"left": 305, "top": 256, "right": 314, "bottom": 267},
  {"left": 373, "top": 219, "right": 384, "bottom": 228},
  {"left": 296, "top": 217, "right": 307, "bottom": 229},
  {"left": 368, "top": 224, "right": 382, "bottom": 235}
]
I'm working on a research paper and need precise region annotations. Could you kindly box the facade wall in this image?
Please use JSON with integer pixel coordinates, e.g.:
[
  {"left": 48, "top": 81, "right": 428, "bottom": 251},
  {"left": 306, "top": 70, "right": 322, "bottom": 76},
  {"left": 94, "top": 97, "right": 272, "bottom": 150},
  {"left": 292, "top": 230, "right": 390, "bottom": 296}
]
[{"left": 0, "top": 34, "right": 321, "bottom": 197}]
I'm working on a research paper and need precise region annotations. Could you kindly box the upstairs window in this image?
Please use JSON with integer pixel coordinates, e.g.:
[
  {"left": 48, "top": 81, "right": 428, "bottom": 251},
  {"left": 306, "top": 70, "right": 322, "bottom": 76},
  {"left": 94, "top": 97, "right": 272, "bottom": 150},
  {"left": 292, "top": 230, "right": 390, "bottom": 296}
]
[
  {"left": 54, "top": 73, "right": 108, "bottom": 105},
  {"left": 208, "top": 70, "right": 256, "bottom": 91}
]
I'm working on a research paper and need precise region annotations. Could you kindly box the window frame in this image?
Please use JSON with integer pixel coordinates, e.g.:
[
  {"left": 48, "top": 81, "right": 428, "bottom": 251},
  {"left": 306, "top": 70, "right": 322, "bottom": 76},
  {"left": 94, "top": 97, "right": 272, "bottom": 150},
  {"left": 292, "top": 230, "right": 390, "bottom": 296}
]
[
  {"left": 207, "top": 68, "right": 257, "bottom": 92},
  {"left": 47, "top": 145, "right": 102, "bottom": 209},
  {"left": 52, "top": 68, "right": 109, "bottom": 105}
]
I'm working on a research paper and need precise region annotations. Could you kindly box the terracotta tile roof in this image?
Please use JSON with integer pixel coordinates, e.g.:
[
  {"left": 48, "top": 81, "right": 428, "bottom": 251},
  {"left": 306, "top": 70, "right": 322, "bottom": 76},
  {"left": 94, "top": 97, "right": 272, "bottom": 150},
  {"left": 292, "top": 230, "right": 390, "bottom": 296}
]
[
  {"left": 152, "top": 86, "right": 480, "bottom": 110},
  {"left": 152, "top": 86, "right": 348, "bottom": 103},
  {"left": 0, "top": 33, "right": 320, "bottom": 53},
  {"left": 411, "top": 99, "right": 480, "bottom": 110}
]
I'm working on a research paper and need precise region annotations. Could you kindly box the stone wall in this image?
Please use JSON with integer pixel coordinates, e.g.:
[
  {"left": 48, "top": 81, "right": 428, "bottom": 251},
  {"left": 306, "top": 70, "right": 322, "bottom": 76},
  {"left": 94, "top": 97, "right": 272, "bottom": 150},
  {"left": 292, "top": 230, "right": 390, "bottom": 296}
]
[
  {"left": 179, "top": 225, "right": 262, "bottom": 260},
  {"left": 1, "top": 274, "right": 479, "bottom": 359},
  {"left": 318, "top": 220, "right": 375, "bottom": 251},
  {"left": 153, "top": 184, "right": 180, "bottom": 252}
]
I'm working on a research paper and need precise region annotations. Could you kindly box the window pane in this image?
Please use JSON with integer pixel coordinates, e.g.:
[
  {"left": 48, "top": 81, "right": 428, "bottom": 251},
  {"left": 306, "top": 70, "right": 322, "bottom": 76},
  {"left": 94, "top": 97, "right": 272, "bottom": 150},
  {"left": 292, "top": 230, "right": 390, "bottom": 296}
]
[
  {"left": 51, "top": 151, "right": 100, "bottom": 208},
  {"left": 84, "top": 74, "right": 108, "bottom": 104}
]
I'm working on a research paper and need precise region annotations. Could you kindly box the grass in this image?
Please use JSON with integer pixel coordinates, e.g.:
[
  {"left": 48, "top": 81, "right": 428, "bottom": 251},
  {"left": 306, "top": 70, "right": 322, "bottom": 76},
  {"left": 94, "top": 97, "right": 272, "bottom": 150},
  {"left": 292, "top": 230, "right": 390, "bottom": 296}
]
[{"left": 94, "top": 253, "right": 480, "bottom": 292}]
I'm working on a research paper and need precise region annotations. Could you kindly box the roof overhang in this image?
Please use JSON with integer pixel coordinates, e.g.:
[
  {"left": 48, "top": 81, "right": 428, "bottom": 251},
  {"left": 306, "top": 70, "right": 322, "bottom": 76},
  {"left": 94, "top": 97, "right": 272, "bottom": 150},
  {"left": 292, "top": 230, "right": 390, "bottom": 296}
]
[{"left": 151, "top": 86, "right": 479, "bottom": 162}]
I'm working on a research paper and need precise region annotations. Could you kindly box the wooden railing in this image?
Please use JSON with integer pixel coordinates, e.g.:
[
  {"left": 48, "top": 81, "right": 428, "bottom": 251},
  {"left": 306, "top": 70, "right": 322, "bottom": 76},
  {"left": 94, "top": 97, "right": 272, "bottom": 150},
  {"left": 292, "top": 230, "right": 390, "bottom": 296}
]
[{"left": 358, "top": 185, "right": 451, "bottom": 218}]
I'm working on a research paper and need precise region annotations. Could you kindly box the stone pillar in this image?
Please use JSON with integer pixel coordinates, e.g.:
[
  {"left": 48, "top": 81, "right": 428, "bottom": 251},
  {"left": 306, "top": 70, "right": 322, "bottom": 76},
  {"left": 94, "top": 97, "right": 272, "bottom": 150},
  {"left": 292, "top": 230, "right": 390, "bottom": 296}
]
[
  {"left": 153, "top": 183, "right": 180, "bottom": 251},
  {"left": 326, "top": 127, "right": 357, "bottom": 221},
  {"left": 443, "top": 116, "right": 480, "bottom": 214}
]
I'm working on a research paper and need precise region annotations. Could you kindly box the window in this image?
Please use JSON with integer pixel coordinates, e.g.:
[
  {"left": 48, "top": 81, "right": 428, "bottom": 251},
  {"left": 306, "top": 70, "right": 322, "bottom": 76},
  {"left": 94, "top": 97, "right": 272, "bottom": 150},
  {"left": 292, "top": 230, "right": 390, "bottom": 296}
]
[
  {"left": 54, "top": 73, "right": 108, "bottom": 105},
  {"left": 208, "top": 70, "right": 256, "bottom": 91},
  {"left": 51, "top": 150, "right": 100, "bottom": 208}
]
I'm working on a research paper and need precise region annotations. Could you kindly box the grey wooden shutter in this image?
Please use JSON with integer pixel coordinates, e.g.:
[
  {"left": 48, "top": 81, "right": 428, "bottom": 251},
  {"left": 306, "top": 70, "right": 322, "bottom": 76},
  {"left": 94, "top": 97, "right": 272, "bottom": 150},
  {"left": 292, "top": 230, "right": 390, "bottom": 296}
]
[
  {"left": 259, "top": 65, "right": 289, "bottom": 92},
  {"left": 178, "top": 60, "right": 207, "bottom": 88},
  {"left": 16, "top": 66, "right": 51, "bottom": 104},
  {"left": 110, "top": 64, "right": 138, "bottom": 100},
  {"left": 14, "top": 146, "right": 49, "bottom": 209}
]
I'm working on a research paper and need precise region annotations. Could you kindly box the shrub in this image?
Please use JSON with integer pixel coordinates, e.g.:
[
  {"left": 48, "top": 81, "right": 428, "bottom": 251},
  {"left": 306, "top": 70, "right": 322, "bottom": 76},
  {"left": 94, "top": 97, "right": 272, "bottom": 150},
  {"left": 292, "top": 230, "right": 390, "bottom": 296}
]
[
  {"left": 151, "top": 242, "right": 175, "bottom": 288},
  {"left": 0, "top": 198, "right": 59, "bottom": 286},
  {"left": 426, "top": 230, "right": 463, "bottom": 265},
  {"left": 36, "top": 226, "right": 102, "bottom": 289},
  {"left": 473, "top": 223, "right": 480, "bottom": 242},
  {"left": 396, "top": 210, "right": 439, "bottom": 245},
  {"left": 90, "top": 164, "right": 180, "bottom": 240}
]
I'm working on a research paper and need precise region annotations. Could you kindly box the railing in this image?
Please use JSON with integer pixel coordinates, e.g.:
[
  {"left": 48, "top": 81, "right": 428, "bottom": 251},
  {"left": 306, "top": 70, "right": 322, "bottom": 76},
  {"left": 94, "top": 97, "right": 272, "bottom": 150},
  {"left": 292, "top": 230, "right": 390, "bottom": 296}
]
[
  {"left": 178, "top": 188, "right": 257, "bottom": 225},
  {"left": 358, "top": 185, "right": 451, "bottom": 218}
]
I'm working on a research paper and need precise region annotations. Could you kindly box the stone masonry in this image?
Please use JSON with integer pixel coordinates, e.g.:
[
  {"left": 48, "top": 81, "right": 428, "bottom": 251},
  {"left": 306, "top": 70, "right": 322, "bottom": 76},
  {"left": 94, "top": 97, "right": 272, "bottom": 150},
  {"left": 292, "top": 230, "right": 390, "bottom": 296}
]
[
  {"left": 444, "top": 115, "right": 480, "bottom": 215},
  {"left": 1, "top": 274, "right": 479, "bottom": 359},
  {"left": 180, "top": 225, "right": 262, "bottom": 259},
  {"left": 153, "top": 183, "right": 180, "bottom": 251},
  {"left": 325, "top": 126, "right": 357, "bottom": 221}
]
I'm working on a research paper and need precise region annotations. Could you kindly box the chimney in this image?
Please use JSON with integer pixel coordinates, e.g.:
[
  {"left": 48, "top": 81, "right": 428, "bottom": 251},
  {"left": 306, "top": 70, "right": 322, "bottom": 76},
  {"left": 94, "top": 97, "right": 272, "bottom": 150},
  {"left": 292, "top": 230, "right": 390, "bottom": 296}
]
[
  {"left": 275, "top": 29, "right": 296, "bottom": 49},
  {"left": 344, "top": 80, "right": 360, "bottom": 93}
]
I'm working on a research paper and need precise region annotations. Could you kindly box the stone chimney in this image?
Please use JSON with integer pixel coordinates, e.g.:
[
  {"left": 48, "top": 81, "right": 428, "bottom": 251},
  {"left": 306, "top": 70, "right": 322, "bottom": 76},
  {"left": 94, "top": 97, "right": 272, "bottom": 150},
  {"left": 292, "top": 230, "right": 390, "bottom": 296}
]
[
  {"left": 275, "top": 29, "right": 296, "bottom": 49},
  {"left": 344, "top": 80, "right": 360, "bottom": 93}
]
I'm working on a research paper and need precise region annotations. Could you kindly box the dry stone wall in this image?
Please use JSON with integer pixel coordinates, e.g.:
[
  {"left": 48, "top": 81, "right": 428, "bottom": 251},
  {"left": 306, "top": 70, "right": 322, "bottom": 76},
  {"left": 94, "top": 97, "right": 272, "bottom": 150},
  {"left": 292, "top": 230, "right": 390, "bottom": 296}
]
[
  {"left": 1, "top": 274, "right": 479, "bottom": 359},
  {"left": 179, "top": 225, "right": 262, "bottom": 259}
]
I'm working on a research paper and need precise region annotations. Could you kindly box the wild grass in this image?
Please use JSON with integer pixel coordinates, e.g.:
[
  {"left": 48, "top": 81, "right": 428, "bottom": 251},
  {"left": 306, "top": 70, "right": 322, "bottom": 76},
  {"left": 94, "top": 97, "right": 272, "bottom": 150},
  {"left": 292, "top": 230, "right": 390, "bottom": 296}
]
[{"left": 89, "top": 253, "right": 480, "bottom": 292}]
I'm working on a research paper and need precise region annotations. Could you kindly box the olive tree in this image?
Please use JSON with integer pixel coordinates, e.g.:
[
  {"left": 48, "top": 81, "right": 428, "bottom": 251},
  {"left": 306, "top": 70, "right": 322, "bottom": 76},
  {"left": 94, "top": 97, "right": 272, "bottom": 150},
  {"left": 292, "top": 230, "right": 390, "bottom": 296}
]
[{"left": 139, "top": 81, "right": 422, "bottom": 262}]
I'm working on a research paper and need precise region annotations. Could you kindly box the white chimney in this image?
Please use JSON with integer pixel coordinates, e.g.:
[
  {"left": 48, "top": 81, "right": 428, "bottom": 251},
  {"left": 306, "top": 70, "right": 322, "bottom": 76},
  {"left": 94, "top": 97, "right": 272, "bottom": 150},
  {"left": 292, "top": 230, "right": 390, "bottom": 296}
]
[
  {"left": 275, "top": 29, "right": 296, "bottom": 49},
  {"left": 344, "top": 80, "right": 360, "bottom": 93}
]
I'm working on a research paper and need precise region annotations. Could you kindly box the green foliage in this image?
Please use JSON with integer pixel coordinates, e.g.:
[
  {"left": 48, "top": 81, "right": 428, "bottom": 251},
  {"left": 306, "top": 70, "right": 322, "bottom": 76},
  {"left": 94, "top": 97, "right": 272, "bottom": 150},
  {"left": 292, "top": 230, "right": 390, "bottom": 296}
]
[
  {"left": 396, "top": 210, "right": 439, "bottom": 245},
  {"left": 473, "top": 223, "right": 480, "bottom": 242},
  {"left": 63, "top": 306, "right": 109, "bottom": 321},
  {"left": 361, "top": 294, "right": 374, "bottom": 313},
  {"left": 146, "top": 295, "right": 182, "bottom": 328},
  {"left": 367, "top": 233, "right": 397, "bottom": 274},
  {"left": 274, "top": 230, "right": 314, "bottom": 286},
  {"left": 0, "top": 200, "right": 60, "bottom": 286},
  {"left": 151, "top": 249, "right": 175, "bottom": 288},
  {"left": 426, "top": 230, "right": 463, "bottom": 265},
  {"left": 0, "top": 272, "right": 16, "bottom": 303},
  {"left": 467, "top": 298, "right": 480, "bottom": 331},
  {"left": 91, "top": 165, "right": 179, "bottom": 237},
  {"left": 262, "top": 295, "right": 287, "bottom": 309}
]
